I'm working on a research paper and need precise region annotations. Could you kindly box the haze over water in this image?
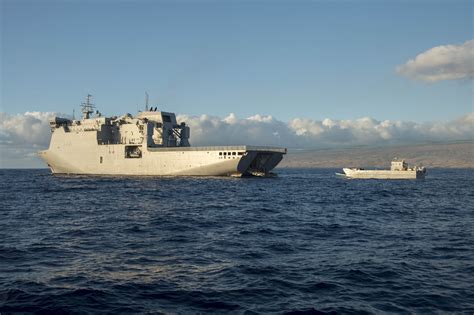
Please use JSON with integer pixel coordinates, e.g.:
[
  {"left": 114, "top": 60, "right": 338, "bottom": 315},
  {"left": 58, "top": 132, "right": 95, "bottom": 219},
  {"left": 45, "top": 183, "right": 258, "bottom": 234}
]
[{"left": 1, "top": 168, "right": 473, "bottom": 313}]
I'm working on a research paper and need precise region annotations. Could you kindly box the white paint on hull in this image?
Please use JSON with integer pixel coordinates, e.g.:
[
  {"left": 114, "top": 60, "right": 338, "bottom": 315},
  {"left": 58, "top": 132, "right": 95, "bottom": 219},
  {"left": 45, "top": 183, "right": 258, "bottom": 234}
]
[
  {"left": 342, "top": 168, "right": 426, "bottom": 179},
  {"left": 39, "top": 144, "right": 284, "bottom": 176}
]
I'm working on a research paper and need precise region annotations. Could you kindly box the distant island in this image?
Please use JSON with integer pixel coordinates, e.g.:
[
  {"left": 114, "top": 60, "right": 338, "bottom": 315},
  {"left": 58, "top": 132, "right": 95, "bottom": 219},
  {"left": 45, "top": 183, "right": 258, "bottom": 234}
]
[{"left": 279, "top": 141, "right": 474, "bottom": 169}]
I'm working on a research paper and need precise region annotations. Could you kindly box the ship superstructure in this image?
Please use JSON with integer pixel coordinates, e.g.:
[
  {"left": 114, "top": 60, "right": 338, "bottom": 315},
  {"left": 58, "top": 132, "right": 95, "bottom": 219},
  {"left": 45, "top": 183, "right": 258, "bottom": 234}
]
[{"left": 38, "top": 95, "right": 286, "bottom": 176}]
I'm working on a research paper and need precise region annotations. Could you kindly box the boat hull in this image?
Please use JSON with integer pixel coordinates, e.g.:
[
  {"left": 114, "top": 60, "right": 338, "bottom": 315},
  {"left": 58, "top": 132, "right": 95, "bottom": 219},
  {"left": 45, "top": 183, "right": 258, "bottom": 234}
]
[
  {"left": 342, "top": 168, "right": 426, "bottom": 179},
  {"left": 38, "top": 145, "right": 286, "bottom": 177}
]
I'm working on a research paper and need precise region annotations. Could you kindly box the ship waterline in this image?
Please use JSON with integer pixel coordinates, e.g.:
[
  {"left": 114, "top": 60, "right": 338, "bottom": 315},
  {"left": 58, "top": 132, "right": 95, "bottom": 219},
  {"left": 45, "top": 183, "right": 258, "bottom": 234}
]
[{"left": 38, "top": 95, "right": 286, "bottom": 176}]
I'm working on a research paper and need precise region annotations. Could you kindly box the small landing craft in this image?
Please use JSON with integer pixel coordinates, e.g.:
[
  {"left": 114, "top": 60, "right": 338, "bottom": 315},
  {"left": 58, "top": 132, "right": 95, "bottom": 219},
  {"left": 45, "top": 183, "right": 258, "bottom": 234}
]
[
  {"left": 38, "top": 95, "right": 286, "bottom": 177},
  {"left": 338, "top": 159, "right": 426, "bottom": 179}
]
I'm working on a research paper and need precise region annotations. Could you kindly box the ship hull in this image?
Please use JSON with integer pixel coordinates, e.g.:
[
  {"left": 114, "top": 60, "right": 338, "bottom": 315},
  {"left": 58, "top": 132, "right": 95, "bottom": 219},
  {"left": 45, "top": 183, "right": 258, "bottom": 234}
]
[
  {"left": 38, "top": 145, "right": 285, "bottom": 177},
  {"left": 342, "top": 168, "right": 425, "bottom": 179}
]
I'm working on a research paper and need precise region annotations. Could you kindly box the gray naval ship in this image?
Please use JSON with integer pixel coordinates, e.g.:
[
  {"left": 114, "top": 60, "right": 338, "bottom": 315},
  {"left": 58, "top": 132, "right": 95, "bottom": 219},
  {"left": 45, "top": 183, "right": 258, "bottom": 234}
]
[{"left": 38, "top": 95, "right": 286, "bottom": 176}]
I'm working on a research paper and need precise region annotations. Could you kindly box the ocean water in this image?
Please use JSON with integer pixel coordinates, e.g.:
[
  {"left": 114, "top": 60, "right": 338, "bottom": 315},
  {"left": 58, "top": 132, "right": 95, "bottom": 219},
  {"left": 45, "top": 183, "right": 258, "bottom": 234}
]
[{"left": 0, "top": 168, "right": 473, "bottom": 314}]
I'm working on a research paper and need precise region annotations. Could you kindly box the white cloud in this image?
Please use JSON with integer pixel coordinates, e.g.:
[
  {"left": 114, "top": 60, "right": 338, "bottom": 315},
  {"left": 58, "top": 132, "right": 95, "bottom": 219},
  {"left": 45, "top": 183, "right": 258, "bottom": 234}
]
[
  {"left": 177, "top": 113, "right": 291, "bottom": 147},
  {"left": 179, "top": 113, "right": 474, "bottom": 148},
  {"left": 0, "top": 112, "right": 56, "bottom": 167},
  {"left": 396, "top": 40, "right": 474, "bottom": 82},
  {"left": 0, "top": 112, "right": 54, "bottom": 146},
  {"left": 1, "top": 111, "right": 473, "bottom": 168}
]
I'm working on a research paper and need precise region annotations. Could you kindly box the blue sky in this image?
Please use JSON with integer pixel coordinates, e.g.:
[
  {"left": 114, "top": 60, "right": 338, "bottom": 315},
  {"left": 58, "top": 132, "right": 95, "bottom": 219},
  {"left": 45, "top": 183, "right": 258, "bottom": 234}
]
[{"left": 1, "top": 0, "right": 473, "bottom": 121}]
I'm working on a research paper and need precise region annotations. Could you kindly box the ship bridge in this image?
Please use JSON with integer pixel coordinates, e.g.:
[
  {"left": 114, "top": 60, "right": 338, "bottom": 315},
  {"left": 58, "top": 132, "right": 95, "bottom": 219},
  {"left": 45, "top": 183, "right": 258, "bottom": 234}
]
[{"left": 137, "top": 110, "right": 190, "bottom": 147}]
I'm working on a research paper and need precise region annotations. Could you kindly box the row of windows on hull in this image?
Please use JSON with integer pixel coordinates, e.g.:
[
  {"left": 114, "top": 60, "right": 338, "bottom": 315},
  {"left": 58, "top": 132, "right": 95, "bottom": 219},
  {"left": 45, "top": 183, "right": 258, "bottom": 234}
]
[{"left": 219, "top": 152, "right": 244, "bottom": 156}]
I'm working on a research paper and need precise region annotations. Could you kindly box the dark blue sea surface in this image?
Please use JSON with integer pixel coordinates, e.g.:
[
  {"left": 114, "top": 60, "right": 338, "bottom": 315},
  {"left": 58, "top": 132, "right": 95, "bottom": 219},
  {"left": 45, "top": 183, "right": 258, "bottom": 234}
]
[{"left": 1, "top": 168, "right": 473, "bottom": 314}]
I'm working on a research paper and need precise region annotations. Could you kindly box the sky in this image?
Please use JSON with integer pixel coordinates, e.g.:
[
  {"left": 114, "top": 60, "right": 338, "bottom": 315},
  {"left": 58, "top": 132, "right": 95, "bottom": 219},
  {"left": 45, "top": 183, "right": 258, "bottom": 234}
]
[
  {"left": 0, "top": 0, "right": 473, "bottom": 167},
  {"left": 2, "top": 0, "right": 473, "bottom": 120}
]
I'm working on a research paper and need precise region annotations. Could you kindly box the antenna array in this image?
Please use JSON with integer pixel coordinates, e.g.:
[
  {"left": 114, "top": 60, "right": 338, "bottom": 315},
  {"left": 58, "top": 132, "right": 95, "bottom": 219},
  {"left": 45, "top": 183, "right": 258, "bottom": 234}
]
[{"left": 81, "top": 94, "right": 96, "bottom": 119}]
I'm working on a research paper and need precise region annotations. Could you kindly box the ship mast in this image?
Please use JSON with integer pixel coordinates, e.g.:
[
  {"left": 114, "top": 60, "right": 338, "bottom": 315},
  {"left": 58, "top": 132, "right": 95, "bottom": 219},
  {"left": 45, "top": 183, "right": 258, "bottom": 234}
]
[
  {"left": 145, "top": 92, "right": 149, "bottom": 111},
  {"left": 81, "top": 94, "right": 95, "bottom": 119}
]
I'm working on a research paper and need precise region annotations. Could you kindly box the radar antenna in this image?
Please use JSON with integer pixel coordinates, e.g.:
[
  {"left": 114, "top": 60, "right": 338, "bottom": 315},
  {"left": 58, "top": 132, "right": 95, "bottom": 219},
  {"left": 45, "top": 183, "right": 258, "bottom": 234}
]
[{"left": 81, "top": 94, "right": 96, "bottom": 119}]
